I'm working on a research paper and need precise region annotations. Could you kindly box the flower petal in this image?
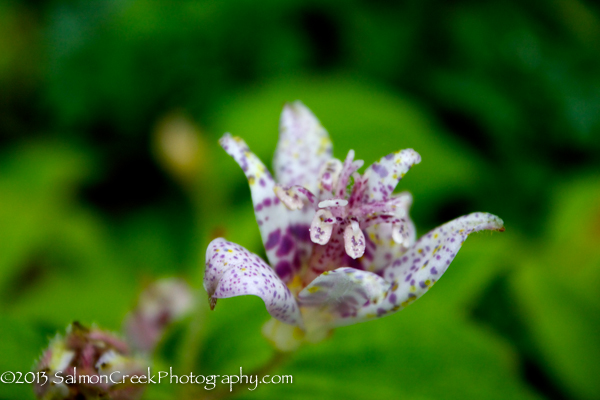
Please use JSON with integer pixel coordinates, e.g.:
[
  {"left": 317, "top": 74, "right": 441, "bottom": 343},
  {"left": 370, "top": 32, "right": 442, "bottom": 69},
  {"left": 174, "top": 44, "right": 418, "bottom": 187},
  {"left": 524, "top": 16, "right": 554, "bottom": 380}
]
[
  {"left": 297, "top": 267, "right": 391, "bottom": 329},
  {"left": 382, "top": 212, "right": 504, "bottom": 311},
  {"left": 204, "top": 238, "right": 303, "bottom": 326},
  {"left": 362, "top": 149, "right": 421, "bottom": 202},
  {"left": 220, "top": 134, "right": 313, "bottom": 283},
  {"left": 274, "top": 101, "right": 333, "bottom": 194}
]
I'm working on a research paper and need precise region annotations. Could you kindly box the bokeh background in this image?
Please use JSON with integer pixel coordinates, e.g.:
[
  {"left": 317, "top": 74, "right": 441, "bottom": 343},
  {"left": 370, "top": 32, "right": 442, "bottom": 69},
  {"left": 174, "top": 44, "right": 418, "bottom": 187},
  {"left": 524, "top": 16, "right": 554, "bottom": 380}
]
[{"left": 1, "top": 0, "right": 599, "bottom": 399}]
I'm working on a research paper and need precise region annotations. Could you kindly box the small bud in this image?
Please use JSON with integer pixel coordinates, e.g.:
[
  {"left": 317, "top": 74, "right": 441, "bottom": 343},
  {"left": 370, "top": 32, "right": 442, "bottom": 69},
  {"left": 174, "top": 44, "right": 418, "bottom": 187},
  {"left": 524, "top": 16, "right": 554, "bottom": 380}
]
[
  {"left": 33, "top": 322, "right": 147, "bottom": 400},
  {"left": 153, "top": 111, "right": 205, "bottom": 183}
]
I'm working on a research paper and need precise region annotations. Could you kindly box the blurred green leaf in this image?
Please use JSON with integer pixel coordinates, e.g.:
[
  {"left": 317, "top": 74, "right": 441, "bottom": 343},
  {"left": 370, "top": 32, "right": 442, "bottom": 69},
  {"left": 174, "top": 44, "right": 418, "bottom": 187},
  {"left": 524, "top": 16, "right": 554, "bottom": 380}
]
[
  {"left": 0, "top": 316, "right": 45, "bottom": 400},
  {"left": 508, "top": 175, "right": 600, "bottom": 400},
  {"left": 510, "top": 265, "right": 600, "bottom": 400}
]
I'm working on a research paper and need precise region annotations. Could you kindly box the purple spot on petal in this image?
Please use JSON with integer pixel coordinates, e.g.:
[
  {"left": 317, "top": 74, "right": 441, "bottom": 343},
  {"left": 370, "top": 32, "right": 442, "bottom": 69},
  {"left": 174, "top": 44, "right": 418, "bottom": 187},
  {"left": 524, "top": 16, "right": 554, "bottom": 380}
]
[
  {"left": 276, "top": 235, "right": 294, "bottom": 257},
  {"left": 265, "top": 229, "right": 281, "bottom": 251},
  {"left": 389, "top": 293, "right": 397, "bottom": 304},
  {"left": 275, "top": 260, "right": 292, "bottom": 279},
  {"left": 288, "top": 224, "right": 311, "bottom": 242},
  {"left": 372, "top": 164, "right": 389, "bottom": 178}
]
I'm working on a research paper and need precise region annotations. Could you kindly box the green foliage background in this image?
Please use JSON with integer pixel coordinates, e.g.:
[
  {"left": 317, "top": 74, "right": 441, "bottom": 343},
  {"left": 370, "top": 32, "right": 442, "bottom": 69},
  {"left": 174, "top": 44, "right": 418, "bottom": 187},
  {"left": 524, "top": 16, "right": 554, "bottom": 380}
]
[{"left": 1, "top": 0, "right": 599, "bottom": 399}]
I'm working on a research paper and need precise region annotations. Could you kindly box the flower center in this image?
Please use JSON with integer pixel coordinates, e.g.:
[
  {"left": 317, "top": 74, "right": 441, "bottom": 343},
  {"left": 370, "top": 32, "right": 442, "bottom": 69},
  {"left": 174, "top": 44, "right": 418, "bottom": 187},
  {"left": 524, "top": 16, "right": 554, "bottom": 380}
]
[{"left": 275, "top": 149, "right": 413, "bottom": 284}]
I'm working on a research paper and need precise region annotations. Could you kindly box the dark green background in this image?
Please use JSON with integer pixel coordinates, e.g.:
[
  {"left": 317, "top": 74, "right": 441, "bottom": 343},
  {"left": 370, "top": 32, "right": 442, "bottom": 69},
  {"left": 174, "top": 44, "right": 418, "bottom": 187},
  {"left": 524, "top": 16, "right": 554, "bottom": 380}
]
[{"left": 1, "top": 0, "right": 599, "bottom": 399}]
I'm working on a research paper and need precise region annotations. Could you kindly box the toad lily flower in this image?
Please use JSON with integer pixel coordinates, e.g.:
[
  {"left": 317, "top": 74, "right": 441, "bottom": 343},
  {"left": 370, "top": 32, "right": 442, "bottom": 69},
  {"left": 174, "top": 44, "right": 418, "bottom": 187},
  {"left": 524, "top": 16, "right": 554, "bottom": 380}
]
[{"left": 204, "top": 102, "right": 504, "bottom": 351}]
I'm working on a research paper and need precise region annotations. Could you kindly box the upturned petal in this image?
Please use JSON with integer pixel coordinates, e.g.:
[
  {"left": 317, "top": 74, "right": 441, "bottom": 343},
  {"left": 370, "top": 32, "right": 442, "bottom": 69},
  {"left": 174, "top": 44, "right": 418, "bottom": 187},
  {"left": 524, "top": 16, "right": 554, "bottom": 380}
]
[
  {"left": 382, "top": 212, "right": 504, "bottom": 311},
  {"left": 361, "top": 149, "right": 421, "bottom": 202},
  {"left": 204, "top": 238, "right": 303, "bottom": 327},
  {"left": 220, "top": 134, "right": 313, "bottom": 283},
  {"left": 274, "top": 101, "right": 333, "bottom": 194}
]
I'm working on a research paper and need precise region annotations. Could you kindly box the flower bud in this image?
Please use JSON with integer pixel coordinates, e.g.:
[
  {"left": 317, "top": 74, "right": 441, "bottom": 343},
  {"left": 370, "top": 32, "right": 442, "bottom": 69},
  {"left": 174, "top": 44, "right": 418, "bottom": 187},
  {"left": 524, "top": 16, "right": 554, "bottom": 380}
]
[{"left": 33, "top": 322, "right": 147, "bottom": 400}]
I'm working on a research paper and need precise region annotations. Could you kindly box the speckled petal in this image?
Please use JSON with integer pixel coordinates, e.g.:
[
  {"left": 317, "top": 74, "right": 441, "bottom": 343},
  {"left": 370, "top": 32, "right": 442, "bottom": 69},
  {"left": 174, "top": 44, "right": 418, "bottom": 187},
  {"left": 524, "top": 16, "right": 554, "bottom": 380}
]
[
  {"left": 297, "top": 267, "right": 391, "bottom": 329},
  {"left": 274, "top": 101, "right": 333, "bottom": 194},
  {"left": 204, "top": 238, "right": 303, "bottom": 327},
  {"left": 382, "top": 212, "right": 504, "bottom": 311},
  {"left": 362, "top": 149, "right": 421, "bottom": 202},
  {"left": 220, "top": 134, "right": 313, "bottom": 283}
]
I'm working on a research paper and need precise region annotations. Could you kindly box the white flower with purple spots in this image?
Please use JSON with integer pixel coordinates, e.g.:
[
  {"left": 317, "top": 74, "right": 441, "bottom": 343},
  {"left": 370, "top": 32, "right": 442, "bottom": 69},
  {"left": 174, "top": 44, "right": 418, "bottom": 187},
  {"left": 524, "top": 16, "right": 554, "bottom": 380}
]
[{"left": 204, "top": 102, "right": 504, "bottom": 351}]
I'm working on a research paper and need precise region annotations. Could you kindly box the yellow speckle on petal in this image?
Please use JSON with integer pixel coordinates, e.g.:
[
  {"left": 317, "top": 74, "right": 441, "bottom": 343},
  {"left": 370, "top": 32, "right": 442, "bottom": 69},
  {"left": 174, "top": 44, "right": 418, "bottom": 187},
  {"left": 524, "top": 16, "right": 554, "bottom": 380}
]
[
  {"left": 307, "top": 286, "right": 319, "bottom": 293},
  {"left": 425, "top": 280, "right": 431, "bottom": 286},
  {"left": 434, "top": 234, "right": 439, "bottom": 239},
  {"left": 227, "top": 249, "right": 233, "bottom": 253},
  {"left": 248, "top": 176, "right": 255, "bottom": 185},
  {"left": 410, "top": 286, "right": 416, "bottom": 292}
]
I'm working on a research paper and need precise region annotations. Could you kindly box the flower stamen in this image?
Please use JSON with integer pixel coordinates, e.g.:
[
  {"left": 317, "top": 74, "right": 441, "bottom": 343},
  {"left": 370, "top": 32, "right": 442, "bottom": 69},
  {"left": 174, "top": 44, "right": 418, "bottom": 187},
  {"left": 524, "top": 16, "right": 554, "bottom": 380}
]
[
  {"left": 344, "top": 219, "right": 366, "bottom": 259},
  {"left": 310, "top": 209, "right": 336, "bottom": 245}
]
